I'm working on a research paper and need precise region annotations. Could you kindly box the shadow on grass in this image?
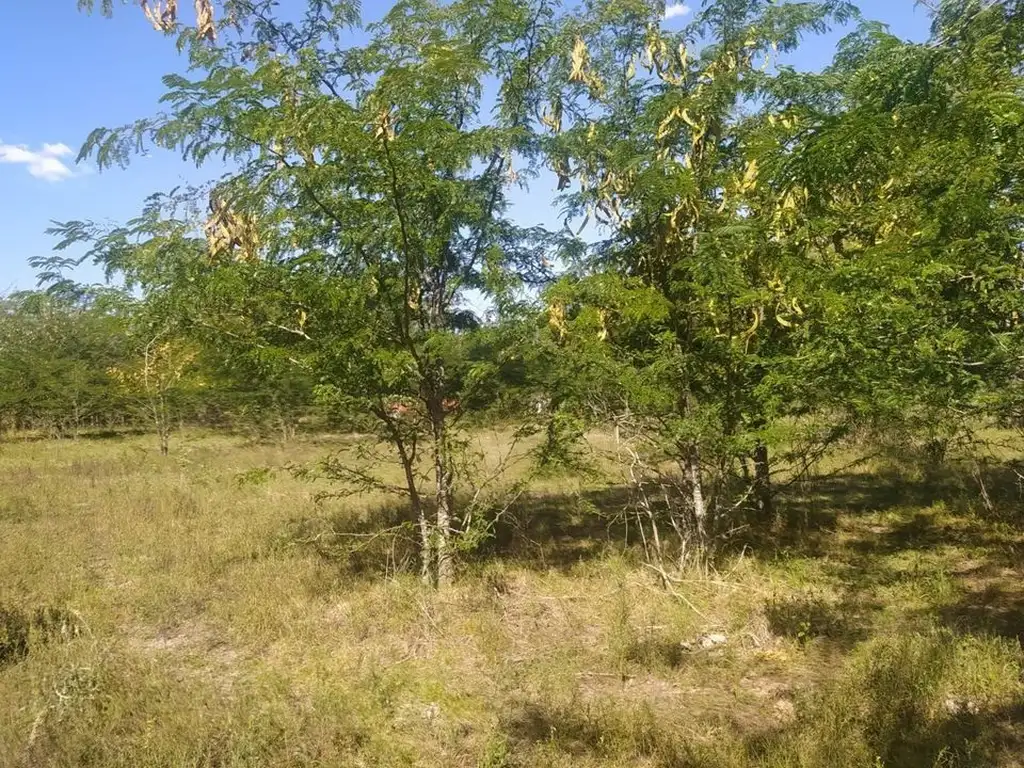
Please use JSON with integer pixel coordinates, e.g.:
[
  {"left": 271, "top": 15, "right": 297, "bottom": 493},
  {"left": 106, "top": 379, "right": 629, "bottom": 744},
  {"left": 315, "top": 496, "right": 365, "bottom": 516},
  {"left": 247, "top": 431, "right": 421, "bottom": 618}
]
[
  {"left": 763, "top": 593, "right": 868, "bottom": 646},
  {"left": 275, "top": 487, "right": 637, "bottom": 578},
  {"left": 276, "top": 462, "right": 1023, "bottom": 592},
  {"left": 738, "top": 463, "right": 1023, "bottom": 562},
  {"left": 745, "top": 636, "right": 1024, "bottom": 768},
  {"left": 495, "top": 625, "right": 1024, "bottom": 767},
  {"left": 840, "top": 509, "right": 1021, "bottom": 568},
  {"left": 497, "top": 692, "right": 1024, "bottom": 767},
  {"left": 474, "top": 487, "right": 634, "bottom": 571},
  {"left": 0, "top": 427, "right": 152, "bottom": 443},
  {"left": 743, "top": 703, "right": 1024, "bottom": 768},
  {"left": 500, "top": 701, "right": 608, "bottom": 757},
  {"left": 499, "top": 699, "right": 686, "bottom": 764},
  {"left": 272, "top": 497, "right": 421, "bottom": 578},
  {"left": 0, "top": 603, "right": 85, "bottom": 668},
  {"left": 937, "top": 584, "right": 1024, "bottom": 646}
]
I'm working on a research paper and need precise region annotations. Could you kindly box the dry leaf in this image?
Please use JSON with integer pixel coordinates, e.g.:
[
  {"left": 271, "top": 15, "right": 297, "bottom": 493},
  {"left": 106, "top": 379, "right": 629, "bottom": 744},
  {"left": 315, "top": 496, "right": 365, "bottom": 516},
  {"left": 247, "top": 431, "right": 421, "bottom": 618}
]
[
  {"left": 738, "top": 158, "right": 759, "bottom": 193},
  {"left": 540, "top": 98, "right": 563, "bottom": 134},
  {"left": 569, "top": 37, "right": 589, "bottom": 84},
  {"left": 568, "top": 36, "right": 604, "bottom": 96},
  {"left": 141, "top": 0, "right": 215, "bottom": 40},
  {"left": 373, "top": 106, "right": 395, "bottom": 142}
]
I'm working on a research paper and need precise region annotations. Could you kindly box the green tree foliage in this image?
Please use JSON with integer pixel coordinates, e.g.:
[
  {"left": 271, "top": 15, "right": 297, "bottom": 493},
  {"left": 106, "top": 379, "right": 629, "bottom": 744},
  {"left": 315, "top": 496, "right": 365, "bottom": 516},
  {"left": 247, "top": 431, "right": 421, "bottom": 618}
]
[
  {"left": 57, "top": 0, "right": 1024, "bottom": 579},
  {"left": 533, "top": 0, "right": 1024, "bottom": 565},
  {"left": 767, "top": 0, "right": 1024, "bottom": 456}
]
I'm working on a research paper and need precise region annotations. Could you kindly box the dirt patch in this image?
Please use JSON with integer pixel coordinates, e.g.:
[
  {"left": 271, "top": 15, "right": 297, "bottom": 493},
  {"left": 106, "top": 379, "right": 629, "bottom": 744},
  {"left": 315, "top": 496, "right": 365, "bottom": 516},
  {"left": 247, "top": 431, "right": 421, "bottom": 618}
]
[{"left": 127, "top": 619, "right": 242, "bottom": 693}]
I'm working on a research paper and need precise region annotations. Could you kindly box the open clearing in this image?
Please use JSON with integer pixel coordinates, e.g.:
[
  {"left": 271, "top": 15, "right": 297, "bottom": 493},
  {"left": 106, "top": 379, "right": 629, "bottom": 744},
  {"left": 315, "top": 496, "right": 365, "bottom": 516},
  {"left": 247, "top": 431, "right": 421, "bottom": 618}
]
[{"left": 1, "top": 433, "right": 1023, "bottom": 767}]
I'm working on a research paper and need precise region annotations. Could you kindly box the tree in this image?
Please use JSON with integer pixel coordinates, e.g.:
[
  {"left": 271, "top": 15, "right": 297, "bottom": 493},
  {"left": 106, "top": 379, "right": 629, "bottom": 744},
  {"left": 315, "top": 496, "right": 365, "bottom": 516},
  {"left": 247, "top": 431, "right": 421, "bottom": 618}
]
[
  {"left": 108, "top": 329, "right": 201, "bottom": 455},
  {"left": 536, "top": 0, "right": 858, "bottom": 566},
  {"left": 77, "top": 0, "right": 216, "bottom": 40},
  {"left": 71, "top": 0, "right": 559, "bottom": 585},
  {"left": 762, "top": 0, "right": 1024, "bottom": 473}
]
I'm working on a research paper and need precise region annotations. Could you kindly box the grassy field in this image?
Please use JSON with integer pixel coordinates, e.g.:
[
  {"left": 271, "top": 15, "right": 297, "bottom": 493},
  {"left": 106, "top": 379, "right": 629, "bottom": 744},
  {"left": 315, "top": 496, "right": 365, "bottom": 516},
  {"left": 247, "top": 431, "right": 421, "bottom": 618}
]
[{"left": 1, "top": 431, "right": 1023, "bottom": 767}]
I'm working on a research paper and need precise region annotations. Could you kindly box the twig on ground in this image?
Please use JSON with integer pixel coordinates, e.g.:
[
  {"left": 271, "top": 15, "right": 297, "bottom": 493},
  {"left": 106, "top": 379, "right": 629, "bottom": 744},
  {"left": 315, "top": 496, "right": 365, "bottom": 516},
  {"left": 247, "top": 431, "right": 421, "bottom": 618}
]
[{"left": 639, "top": 565, "right": 711, "bottom": 620}]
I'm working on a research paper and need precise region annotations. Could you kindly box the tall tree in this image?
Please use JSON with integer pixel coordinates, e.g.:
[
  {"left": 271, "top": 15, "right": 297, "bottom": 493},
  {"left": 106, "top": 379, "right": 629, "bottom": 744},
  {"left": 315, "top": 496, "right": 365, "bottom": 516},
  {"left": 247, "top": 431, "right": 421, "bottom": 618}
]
[
  {"left": 538, "top": 0, "right": 857, "bottom": 565},
  {"left": 70, "top": 0, "right": 558, "bottom": 585}
]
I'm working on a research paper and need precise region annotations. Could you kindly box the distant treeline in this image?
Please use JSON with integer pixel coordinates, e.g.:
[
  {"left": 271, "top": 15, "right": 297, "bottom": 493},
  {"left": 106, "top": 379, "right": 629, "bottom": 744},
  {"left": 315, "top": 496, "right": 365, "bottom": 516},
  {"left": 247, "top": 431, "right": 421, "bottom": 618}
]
[{"left": 0, "top": 289, "right": 320, "bottom": 441}]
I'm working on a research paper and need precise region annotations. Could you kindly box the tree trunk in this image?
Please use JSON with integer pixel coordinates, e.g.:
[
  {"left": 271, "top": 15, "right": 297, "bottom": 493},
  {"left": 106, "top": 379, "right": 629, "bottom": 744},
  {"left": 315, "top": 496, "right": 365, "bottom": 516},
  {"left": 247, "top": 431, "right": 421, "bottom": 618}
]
[
  {"left": 739, "top": 455, "right": 751, "bottom": 483},
  {"left": 435, "top": 473, "right": 455, "bottom": 587},
  {"left": 429, "top": 398, "right": 455, "bottom": 587},
  {"left": 403, "top": 449, "right": 433, "bottom": 586},
  {"left": 387, "top": 421, "right": 433, "bottom": 586},
  {"left": 686, "top": 445, "right": 708, "bottom": 557},
  {"left": 753, "top": 442, "right": 773, "bottom": 520},
  {"left": 154, "top": 394, "right": 170, "bottom": 455}
]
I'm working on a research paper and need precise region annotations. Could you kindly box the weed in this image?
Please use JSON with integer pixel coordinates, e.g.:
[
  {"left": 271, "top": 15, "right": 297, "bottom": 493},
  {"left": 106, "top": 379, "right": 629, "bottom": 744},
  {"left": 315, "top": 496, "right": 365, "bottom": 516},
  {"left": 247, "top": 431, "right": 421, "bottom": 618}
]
[
  {"left": 478, "top": 733, "right": 512, "bottom": 768},
  {"left": 764, "top": 592, "right": 845, "bottom": 644}
]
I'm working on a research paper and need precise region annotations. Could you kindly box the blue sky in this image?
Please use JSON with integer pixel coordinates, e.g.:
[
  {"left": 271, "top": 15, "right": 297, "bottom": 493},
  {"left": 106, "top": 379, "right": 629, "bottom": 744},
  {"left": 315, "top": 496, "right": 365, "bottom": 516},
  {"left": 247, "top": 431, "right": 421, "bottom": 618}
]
[{"left": 0, "top": 1, "right": 931, "bottom": 294}]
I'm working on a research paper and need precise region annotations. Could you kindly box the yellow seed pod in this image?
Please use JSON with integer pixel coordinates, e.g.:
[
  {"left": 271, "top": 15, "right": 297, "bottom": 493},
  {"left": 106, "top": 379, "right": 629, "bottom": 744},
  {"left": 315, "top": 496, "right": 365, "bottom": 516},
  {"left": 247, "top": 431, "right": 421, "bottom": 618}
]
[
  {"left": 656, "top": 107, "right": 680, "bottom": 141},
  {"left": 540, "top": 98, "right": 563, "bottom": 133},
  {"left": 741, "top": 307, "right": 761, "bottom": 339},
  {"left": 141, "top": 0, "right": 177, "bottom": 32},
  {"left": 740, "top": 158, "right": 759, "bottom": 191},
  {"left": 548, "top": 301, "right": 568, "bottom": 339},
  {"left": 194, "top": 0, "right": 216, "bottom": 41},
  {"left": 569, "top": 37, "right": 589, "bottom": 83},
  {"left": 373, "top": 107, "right": 395, "bottom": 141}
]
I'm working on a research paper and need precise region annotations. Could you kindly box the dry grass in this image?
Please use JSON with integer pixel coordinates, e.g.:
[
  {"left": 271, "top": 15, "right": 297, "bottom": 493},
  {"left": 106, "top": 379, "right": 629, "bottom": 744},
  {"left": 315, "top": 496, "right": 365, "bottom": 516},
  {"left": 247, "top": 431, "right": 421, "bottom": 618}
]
[{"left": 1, "top": 431, "right": 1023, "bottom": 766}]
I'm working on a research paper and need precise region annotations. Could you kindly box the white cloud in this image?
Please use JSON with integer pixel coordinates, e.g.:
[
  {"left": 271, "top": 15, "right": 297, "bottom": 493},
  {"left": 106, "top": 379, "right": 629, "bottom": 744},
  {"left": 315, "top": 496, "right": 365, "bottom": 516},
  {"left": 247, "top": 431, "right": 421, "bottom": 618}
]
[
  {"left": 664, "top": 2, "right": 691, "bottom": 21},
  {"left": 0, "top": 140, "right": 76, "bottom": 182}
]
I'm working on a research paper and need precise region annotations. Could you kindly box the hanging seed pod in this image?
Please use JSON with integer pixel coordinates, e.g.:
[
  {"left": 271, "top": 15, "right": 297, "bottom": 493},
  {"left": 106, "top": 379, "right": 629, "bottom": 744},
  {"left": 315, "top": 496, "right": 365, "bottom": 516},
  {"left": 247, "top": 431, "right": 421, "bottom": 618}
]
[
  {"left": 204, "top": 191, "right": 260, "bottom": 263},
  {"left": 140, "top": 0, "right": 215, "bottom": 40},
  {"left": 194, "top": 0, "right": 216, "bottom": 41},
  {"left": 141, "top": 0, "right": 177, "bottom": 32}
]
